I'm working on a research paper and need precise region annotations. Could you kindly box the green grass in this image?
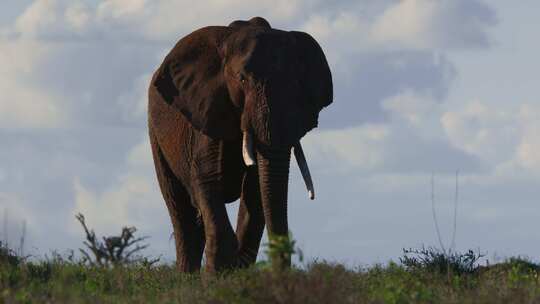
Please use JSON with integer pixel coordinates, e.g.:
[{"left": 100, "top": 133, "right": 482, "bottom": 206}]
[
  {"left": 3, "top": 221, "right": 540, "bottom": 303},
  {"left": 3, "top": 252, "right": 540, "bottom": 303}
]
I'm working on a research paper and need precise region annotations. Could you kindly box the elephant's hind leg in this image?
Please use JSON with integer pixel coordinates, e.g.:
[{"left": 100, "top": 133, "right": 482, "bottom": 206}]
[{"left": 150, "top": 133, "right": 205, "bottom": 272}]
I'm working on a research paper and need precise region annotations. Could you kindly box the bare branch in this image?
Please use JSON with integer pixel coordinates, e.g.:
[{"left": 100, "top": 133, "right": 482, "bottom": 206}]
[
  {"left": 431, "top": 174, "right": 447, "bottom": 255},
  {"left": 450, "top": 170, "right": 460, "bottom": 251},
  {"left": 75, "top": 213, "right": 157, "bottom": 267}
]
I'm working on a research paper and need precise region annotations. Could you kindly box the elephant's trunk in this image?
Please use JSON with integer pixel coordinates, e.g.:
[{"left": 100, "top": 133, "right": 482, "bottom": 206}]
[{"left": 257, "top": 145, "right": 291, "bottom": 268}]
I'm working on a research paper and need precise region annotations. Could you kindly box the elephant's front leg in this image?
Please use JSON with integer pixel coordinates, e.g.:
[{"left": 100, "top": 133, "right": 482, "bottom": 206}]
[
  {"left": 192, "top": 142, "right": 238, "bottom": 273},
  {"left": 194, "top": 183, "right": 238, "bottom": 272},
  {"left": 236, "top": 167, "right": 265, "bottom": 267}
]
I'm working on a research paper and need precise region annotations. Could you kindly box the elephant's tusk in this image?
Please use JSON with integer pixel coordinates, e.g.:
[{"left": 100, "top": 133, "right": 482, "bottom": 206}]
[
  {"left": 293, "top": 142, "right": 315, "bottom": 200},
  {"left": 242, "top": 131, "right": 256, "bottom": 167}
]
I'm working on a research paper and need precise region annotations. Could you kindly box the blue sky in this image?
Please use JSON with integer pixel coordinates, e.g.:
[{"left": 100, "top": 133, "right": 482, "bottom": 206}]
[{"left": 1, "top": 0, "right": 539, "bottom": 265}]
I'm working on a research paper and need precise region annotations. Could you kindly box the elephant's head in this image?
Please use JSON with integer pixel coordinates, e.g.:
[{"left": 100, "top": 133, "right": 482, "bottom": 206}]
[{"left": 153, "top": 17, "right": 332, "bottom": 264}]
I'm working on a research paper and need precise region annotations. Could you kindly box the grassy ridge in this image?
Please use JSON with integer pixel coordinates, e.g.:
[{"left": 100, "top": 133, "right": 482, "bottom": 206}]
[
  {"left": 3, "top": 255, "right": 540, "bottom": 303},
  {"left": 2, "top": 222, "right": 540, "bottom": 303}
]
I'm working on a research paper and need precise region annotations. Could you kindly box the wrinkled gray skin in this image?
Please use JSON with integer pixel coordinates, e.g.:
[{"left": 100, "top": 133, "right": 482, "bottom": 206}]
[{"left": 148, "top": 17, "right": 333, "bottom": 273}]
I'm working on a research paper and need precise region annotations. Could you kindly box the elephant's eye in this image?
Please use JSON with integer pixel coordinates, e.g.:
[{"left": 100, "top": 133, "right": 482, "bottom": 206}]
[{"left": 238, "top": 72, "right": 246, "bottom": 84}]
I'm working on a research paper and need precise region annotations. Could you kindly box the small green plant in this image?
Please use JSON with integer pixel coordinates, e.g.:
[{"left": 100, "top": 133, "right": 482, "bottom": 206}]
[
  {"left": 263, "top": 232, "right": 302, "bottom": 271},
  {"left": 400, "top": 246, "right": 484, "bottom": 275},
  {"left": 75, "top": 213, "right": 159, "bottom": 267}
]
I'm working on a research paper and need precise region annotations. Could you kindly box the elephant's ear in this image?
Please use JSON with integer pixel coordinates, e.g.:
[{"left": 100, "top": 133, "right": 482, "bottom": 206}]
[
  {"left": 291, "top": 31, "right": 333, "bottom": 115},
  {"left": 152, "top": 27, "right": 240, "bottom": 140}
]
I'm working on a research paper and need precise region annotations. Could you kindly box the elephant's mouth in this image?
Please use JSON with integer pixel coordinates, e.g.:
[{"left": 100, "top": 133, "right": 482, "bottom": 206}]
[{"left": 242, "top": 130, "right": 315, "bottom": 200}]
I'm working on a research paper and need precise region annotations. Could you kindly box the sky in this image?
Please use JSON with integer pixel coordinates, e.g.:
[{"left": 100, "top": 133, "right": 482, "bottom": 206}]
[{"left": 1, "top": 0, "right": 539, "bottom": 265}]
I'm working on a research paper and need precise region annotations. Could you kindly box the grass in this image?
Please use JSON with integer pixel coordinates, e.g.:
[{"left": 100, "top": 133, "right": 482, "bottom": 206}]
[
  {"left": 3, "top": 213, "right": 540, "bottom": 303},
  {"left": 3, "top": 246, "right": 540, "bottom": 303}
]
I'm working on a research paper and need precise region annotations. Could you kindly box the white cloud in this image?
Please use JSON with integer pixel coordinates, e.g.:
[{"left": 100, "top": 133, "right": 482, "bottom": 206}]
[
  {"left": 441, "top": 101, "right": 520, "bottom": 164},
  {"left": 96, "top": 0, "right": 148, "bottom": 21},
  {"left": 0, "top": 38, "right": 66, "bottom": 129},
  {"left": 513, "top": 104, "right": 540, "bottom": 171},
  {"left": 304, "top": 124, "right": 389, "bottom": 173},
  {"left": 139, "top": 0, "right": 304, "bottom": 41},
  {"left": 9, "top": 0, "right": 497, "bottom": 48},
  {"left": 15, "top": 0, "right": 59, "bottom": 37},
  {"left": 306, "top": 90, "right": 482, "bottom": 176},
  {"left": 371, "top": 0, "right": 496, "bottom": 50},
  {"left": 319, "top": 93, "right": 540, "bottom": 179},
  {"left": 0, "top": 85, "right": 64, "bottom": 129},
  {"left": 300, "top": 0, "right": 496, "bottom": 64},
  {"left": 64, "top": 3, "right": 91, "bottom": 32},
  {"left": 71, "top": 137, "right": 165, "bottom": 236},
  {"left": 382, "top": 89, "right": 439, "bottom": 127},
  {"left": 13, "top": 0, "right": 94, "bottom": 39},
  {"left": 302, "top": 12, "right": 371, "bottom": 57},
  {"left": 72, "top": 174, "right": 160, "bottom": 234},
  {"left": 127, "top": 137, "right": 153, "bottom": 168}
]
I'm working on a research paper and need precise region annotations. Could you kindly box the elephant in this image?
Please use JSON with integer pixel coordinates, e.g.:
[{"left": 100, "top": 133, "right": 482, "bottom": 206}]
[{"left": 148, "top": 16, "right": 333, "bottom": 273}]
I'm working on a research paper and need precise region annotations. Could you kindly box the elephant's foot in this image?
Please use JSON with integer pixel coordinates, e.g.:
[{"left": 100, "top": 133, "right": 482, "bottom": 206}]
[{"left": 203, "top": 226, "right": 239, "bottom": 273}]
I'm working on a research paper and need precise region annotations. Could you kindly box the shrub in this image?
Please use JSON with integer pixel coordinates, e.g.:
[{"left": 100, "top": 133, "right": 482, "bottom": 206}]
[
  {"left": 0, "top": 241, "right": 21, "bottom": 267},
  {"left": 400, "top": 246, "right": 484, "bottom": 275},
  {"left": 75, "top": 213, "right": 159, "bottom": 267}
]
